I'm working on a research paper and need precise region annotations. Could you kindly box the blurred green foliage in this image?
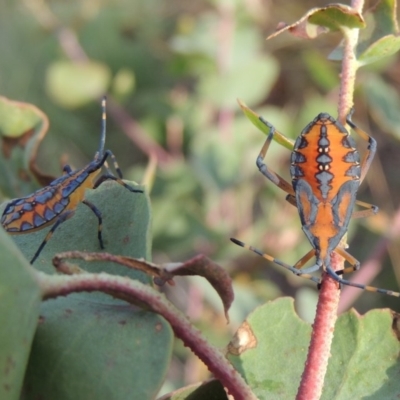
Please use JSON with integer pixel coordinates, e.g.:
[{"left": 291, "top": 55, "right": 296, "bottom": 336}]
[{"left": 2, "top": 0, "right": 400, "bottom": 395}]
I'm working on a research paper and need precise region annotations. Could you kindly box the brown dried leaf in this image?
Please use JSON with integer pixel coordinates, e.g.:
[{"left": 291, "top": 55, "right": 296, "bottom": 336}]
[{"left": 53, "top": 252, "right": 234, "bottom": 322}]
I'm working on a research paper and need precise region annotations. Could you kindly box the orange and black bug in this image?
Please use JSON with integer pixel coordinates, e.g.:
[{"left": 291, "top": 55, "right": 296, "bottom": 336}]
[
  {"left": 1, "top": 97, "right": 143, "bottom": 264},
  {"left": 231, "top": 111, "right": 400, "bottom": 297}
]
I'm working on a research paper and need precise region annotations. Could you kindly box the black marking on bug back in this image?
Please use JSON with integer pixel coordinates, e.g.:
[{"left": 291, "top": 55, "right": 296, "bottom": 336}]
[
  {"left": 294, "top": 135, "right": 308, "bottom": 150},
  {"left": 2, "top": 204, "right": 14, "bottom": 216},
  {"left": 316, "top": 154, "right": 332, "bottom": 164},
  {"left": 53, "top": 201, "right": 66, "bottom": 214},
  {"left": 21, "top": 221, "right": 33, "bottom": 231},
  {"left": 291, "top": 136, "right": 308, "bottom": 180},
  {"left": 343, "top": 151, "right": 360, "bottom": 163},
  {"left": 44, "top": 207, "right": 56, "bottom": 221},
  {"left": 291, "top": 151, "right": 306, "bottom": 164},
  {"left": 33, "top": 213, "right": 46, "bottom": 227},
  {"left": 341, "top": 134, "right": 357, "bottom": 149},
  {"left": 22, "top": 203, "right": 34, "bottom": 211},
  {"left": 50, "top": 174, "right": 71, "bottom": 187},
  {"left": 7, "top": 212, "right": 21, "bottom": 223},
  {"left": 316, "top": 123, "right": 333, "bottom": 199},
  {"left": 345, "top": 164, "right": 361, "bottom": 179},
  {"left": 315, "top": 170, "right": 334, "bottom": 199},
  {"left": 35, "top": 188, "right": 56, "bottom": 204},
  {"left": 290, "top": 164, "right": 304, "bottom": 178}
]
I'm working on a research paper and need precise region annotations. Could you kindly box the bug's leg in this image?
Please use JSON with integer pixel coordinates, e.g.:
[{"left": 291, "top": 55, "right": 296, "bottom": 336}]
[
  {"left": 230, "top": 238, "right": 321, "bottom": 285},
  {"left": 30, "top": 210, "right": 75, "bottom": 264},
  {"left": 94, "top": 149, "right": 142, "bottom": 192},
  {"left": 292, "top": 248, "right": 320, "bottom": 274},
  {"left": 325, "top": 259, "right": 400, "bottom": 297},
  {"left": 82, "top": 200, "right": 104, "bottom": 249},
  {"left": 346, "top": 111, "right": 377, "bottom": 183},
  {"left": 103, "top": 150, "right": 123, "bottom": 178},
  {"left": 332, "top": 247, "right": 361, "bottom": 276},
  {"left": 257, "top": 117, "right": 295, "bottom": 197},
  {"left": 93, "top": 174, "right": 143, "bottom": 193},
  {"left": 351, "top": 199, "right": 378, "bottom": 219},
  {"left": 286, "top": 194, "right": 297, "bottom": 207}
]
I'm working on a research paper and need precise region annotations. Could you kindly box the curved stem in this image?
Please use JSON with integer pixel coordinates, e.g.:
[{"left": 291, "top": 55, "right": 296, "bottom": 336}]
[{"left": 36, "top": 271, "right": 257, "bottom": 400}]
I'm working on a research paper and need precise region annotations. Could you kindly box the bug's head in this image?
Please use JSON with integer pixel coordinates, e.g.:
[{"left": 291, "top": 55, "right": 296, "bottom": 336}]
[{"left": 95, "top": 96, "right": 107, "bottom": 160}]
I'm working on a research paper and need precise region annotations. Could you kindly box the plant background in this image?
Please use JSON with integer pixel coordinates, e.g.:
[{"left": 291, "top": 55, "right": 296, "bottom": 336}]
[{"left": 1, "top": 0, "right": 400, "bottom": 395}]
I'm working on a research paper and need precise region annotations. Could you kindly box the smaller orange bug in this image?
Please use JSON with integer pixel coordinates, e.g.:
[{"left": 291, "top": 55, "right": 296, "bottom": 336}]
[
  {"left": 231, "top": 111, "right": 400, "bottom": 297},
  {"left": 1, "top": 97, "right": 143, "bottom": 264}
]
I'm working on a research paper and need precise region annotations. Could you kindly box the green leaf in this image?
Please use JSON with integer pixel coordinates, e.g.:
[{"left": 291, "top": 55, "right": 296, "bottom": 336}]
[
  {"left": 227, "top": 298, "right": 310, "bottom": 399},
  {"left": 0, "top": 97, "right": 55, "bottom": 198},
  {"left": 0, "top": 228, "right": 41, "bottom": 400},
  {"left": 363, "top": 76, "right": 400, "bottom": 139},
  {"left": 227, "top": 298, "right": 400, "bottom": 399},
  {"left": 198, "top": 56, "right": 279, "bottom": 109},
  {"left": 46, "top": 61, "right": 111, "bottom": 108},
  {"left": 322, "top": 309, "right": 400, "bottom": 399},
  {"left": 308, "top": 4, "right": 366, "bottom": 31},
  {"left": 267, "top": 4, "right": 365, "bottom": 41},
  {"left": 238, "top": 100, "right": 294, "bottom": 150},
  {"left": 357, "top": 0, "right": 400, "bottom": 65},
  {"left": 23, "top": 297, "right": 173, "bottom": 400},
  {"left": 0, "top": 182, "right": 174, "bottom": 399},
  {"left": 358, "top": 35, "right": 400, "bottom": 65}
]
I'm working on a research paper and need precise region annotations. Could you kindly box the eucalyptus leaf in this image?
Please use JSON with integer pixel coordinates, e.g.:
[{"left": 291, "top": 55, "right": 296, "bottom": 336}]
[
  {"left": 1, "top": 182, "right": 175, "bottom": 400},
  {"left": 0, "top": 228, "right": 41, "bottom": 400}
]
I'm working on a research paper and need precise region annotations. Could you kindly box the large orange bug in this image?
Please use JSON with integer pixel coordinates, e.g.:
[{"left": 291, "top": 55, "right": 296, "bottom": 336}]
[
  {"left": 1, "top": 97, "right": 143, "bottom": 264},
  {"left": 231, "top": 111, "right": 400, "bottom": 297}
]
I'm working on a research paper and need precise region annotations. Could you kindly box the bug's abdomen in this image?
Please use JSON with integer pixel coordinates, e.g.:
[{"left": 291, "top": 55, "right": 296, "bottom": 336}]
[
  {"left": 0, "top": 168, "right": 95, "bottom": 234},
  {"left": 1, "top": 188, "right": 70, "bottom": 233},
  {"left": 291, "top": 113, "right": 361, "bottom": 202}
]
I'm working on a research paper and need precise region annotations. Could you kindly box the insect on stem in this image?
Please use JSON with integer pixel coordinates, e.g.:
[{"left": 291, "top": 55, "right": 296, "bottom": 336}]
[{"left": 232, "top": 111, "right": 400, "bottom": 298}]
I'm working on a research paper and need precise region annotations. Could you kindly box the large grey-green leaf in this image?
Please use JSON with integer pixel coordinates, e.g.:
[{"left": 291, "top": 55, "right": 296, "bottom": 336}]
[
  {"left": 23, "top": 297, "right": 173, "bottom": 400},
  {"left": 2, "top": 182, "right": 174, "bottom": 400},
  {"left": 0, "top": 228, "right": 41, "bottom": 400}
]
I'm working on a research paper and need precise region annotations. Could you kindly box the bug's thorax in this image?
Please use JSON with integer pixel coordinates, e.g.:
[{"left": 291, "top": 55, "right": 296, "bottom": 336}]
[
  {"left": 65, "top": 163, "right": 103, "bottom": 208},
  {"left": 291, "top": 113, "right": 361, "bottom": 203}
]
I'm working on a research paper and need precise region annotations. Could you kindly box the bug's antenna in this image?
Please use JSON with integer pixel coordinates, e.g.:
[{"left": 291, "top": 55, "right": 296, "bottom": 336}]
[{"left": 97, "top": 96, "right": 107, "bottom": 159}]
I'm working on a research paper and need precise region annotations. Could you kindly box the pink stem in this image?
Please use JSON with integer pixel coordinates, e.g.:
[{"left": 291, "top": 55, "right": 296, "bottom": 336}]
[
  {"left": 296, "top": 253, "right": 341, "bottom": 400},
  {"left": 37, "top": 272, "right": 257, "bottom": 400},
  {"left": 298, "top": 1, "right": 365, "bottom": 396}
]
